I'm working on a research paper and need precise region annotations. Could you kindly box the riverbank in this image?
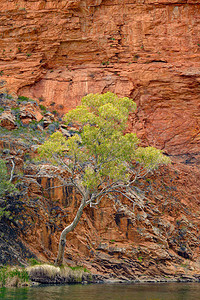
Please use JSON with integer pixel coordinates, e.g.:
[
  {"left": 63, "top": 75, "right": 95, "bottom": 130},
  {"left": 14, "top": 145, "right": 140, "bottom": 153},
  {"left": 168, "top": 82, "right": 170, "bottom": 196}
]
[
  {"left": 0, "top": 264, "right": 94, "bottom": 288},
  {"left": 27, "top": 265, "right": 200, "bottom": 285},
  {"left": 1, "top": 264, "right": 200, "bottom": 288}
]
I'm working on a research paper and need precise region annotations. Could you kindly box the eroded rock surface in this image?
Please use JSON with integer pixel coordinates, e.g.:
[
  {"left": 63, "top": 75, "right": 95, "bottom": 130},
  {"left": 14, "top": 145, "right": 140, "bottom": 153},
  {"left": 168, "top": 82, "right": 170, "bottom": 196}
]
[
  {"left": 0, "top": 0, "right": 199, "bottom": 161},
  {"left": 0, "top": 1, "right": 199, "bottom": 281},
  {"left": 1, "top": 99, "right": 199, "bottom": 280},
  {"left": 13, "top": 159, "right": 200, "bottom": 280}
]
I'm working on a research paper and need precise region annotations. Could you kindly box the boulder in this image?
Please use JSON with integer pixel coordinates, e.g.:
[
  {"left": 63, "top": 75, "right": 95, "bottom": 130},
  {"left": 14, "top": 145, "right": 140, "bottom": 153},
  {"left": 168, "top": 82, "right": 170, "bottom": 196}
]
[{"left": 0, "top": 111, "right": 16, "bottom": 130}]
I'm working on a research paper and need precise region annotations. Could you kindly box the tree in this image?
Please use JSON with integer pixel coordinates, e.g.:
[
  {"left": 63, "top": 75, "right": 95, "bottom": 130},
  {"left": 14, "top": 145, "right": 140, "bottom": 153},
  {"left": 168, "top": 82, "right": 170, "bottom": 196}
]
[
  {"left": 0, "top": 159, "right": 15, "bottom": 197},
  {"left": 0, "top": 159, "right": 18, "bottom": 221},
  {"left": 38, "top": 92, "right": 170, "bottom": 266}
]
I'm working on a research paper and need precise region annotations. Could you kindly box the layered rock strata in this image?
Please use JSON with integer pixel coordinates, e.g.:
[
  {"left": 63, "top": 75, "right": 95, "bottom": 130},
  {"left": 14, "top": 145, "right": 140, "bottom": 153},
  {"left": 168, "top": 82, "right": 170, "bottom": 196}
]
[
  {"left": 0, "top": 0, "right": 199, "bottom": 161},
  {"left": 0, "top": 0, "right": 200, "bottom": 280},
  {"left": 0, "top": 94, "right": 199, "bottom": 279}
]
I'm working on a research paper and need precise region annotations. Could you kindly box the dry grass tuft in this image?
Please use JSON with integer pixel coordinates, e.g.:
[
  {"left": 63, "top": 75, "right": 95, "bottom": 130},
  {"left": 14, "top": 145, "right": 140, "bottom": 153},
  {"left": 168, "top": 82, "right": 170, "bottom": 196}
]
[{"left": 27, "top": 264, "right": 92, "bottom": 284}]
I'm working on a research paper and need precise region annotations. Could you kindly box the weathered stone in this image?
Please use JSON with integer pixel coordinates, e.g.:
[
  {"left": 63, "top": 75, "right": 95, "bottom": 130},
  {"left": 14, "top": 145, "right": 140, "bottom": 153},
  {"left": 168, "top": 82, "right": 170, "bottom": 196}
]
[
  {"left": 20, "top": 103, "right": 43, "bottom": 123},
  {"left": 0, "top": 0, "right": 199, "bottom": 159},
  {"left": 60, "top": 127, "right": 71, "bottom": 137},
  {"left": 0, "top": 112, "right": 16, "bottom": 130}
]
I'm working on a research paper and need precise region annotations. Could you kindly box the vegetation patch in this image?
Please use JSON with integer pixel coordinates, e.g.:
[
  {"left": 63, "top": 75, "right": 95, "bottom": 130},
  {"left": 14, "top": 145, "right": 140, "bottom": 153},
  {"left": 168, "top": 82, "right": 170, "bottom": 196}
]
[
  {"left": 39, "top": 92, "right": 170, "bottom": 265},
  {"left": 39, "top": 104, "right": 47, "bottom": 114},
  {"left": 27, "top": 264, "right": 93, "bottom": 284},
  {"left": 0, "top": 266, "right": 29, "bottom": 287},
  {"left": 0, "top": 159, "right": 22, "bottom": 224},
  {"left": 17, "top": 96, "right": 36, "bottom": 105}
]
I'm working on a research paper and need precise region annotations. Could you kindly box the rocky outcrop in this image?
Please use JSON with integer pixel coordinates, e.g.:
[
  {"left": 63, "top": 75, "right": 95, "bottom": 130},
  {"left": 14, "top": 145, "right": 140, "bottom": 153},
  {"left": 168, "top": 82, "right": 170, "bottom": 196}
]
[
  {"left": 0, "top": 222, "right": 34, "bottom": 266},
  {"left": 11, "top": 160, "right": 200, "bottom": 280},
  {"left": 0, "top": 93, "right": 199, "bottom": 280},
  {"left": 0, "top": 0, "right": 199, "bottom": 161},
  {"left": 0, "top": 111, "right": 16, "bottom": 130}
]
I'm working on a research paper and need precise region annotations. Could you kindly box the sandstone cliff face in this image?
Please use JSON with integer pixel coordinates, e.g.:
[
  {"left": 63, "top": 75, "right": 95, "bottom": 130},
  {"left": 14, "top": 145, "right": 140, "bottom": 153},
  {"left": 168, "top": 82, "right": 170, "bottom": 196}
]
[
  {"left": 0, "top": 1, "right": 200, "bottom": 280},
  {"left": 0, "top": 94, "right": 199, "bottom": 280},
  {"left": 0, "top": 0, "right": 199, "bottom": 161},
  {"left": 22, "top": 162, "right": 200, "bottom": 281}
]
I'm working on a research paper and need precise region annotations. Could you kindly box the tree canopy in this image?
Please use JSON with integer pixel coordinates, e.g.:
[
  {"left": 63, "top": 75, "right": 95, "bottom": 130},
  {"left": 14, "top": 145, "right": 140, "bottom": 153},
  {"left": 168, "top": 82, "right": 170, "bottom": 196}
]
[
  {"left": 39, "top": 92, "right": 169, "bottom": 193},
  {"left": 38, "top": 92, "right": 170, "bottom": 265}
]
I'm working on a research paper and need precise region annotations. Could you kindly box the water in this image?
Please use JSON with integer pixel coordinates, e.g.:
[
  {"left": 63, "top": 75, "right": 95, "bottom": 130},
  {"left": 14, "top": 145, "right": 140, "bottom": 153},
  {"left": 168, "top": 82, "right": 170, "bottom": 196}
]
[{"left": 0, "top": 283, "right": 200, "bottom": 300}]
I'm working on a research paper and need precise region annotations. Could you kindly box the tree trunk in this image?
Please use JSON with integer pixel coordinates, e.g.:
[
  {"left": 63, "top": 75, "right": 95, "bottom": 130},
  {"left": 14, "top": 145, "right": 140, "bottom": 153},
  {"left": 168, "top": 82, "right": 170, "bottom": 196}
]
[{"left": 55, "top": 198, "right": 86, "bottom": 266}]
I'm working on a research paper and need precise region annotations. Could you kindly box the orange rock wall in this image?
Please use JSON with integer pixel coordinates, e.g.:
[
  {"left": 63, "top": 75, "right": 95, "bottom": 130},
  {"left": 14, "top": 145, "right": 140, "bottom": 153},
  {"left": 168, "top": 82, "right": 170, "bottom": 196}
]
[
  {"left": 22, "top": 162, "right": 200, "bottom": 278},
  {"left": 0, "top": 0, "right": 200, "bottom": 157}
]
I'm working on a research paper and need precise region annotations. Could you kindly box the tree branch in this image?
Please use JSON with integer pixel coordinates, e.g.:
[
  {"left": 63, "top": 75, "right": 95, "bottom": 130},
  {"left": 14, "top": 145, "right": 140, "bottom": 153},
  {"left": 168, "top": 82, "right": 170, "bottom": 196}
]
[{"left": 9, "top": 159, "right": 15, "bottom": 182}]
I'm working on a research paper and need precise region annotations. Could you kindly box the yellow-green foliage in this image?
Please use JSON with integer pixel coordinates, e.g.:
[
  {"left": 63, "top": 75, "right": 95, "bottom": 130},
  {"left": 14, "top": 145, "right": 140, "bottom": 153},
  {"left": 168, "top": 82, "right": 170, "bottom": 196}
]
[
  {"left": 135, "top": 146, "right": 170, "bottom": 170},
  {"left": 38, "top": 131, "right": 68, "bottom": 162},
  {"left": 39, "top": 92, "right": 170, "bottom": 191}
]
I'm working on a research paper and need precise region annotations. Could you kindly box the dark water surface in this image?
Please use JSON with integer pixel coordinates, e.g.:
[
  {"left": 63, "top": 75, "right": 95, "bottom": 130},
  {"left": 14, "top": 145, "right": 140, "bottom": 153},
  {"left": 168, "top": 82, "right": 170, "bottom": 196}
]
[{"left": 0, "top": 283, "right": 200, "bottom": 300}]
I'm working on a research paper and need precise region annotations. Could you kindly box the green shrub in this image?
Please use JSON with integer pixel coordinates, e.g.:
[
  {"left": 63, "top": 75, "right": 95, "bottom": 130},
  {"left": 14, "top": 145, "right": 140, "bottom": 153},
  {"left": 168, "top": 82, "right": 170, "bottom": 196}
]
[
  {"left": 39, "top": 104, "right": 47, "bottom": 115},
  {"left": 52, "top": 110, "right": 58, "bottom": 116},
  {"left": 0, "top": 266, "right": 29, "bottom": 287},
  {"left": 29, "top": 258, "right": 41, "bottom": 266},
  {"left": 39, "top": 104, "right": 46, "bottom": 111},
  {"left": 69, "top": 266, "right": 90, "bottom": 273},
  {"left": 17, "top": 95, "right": 29, "bottom": 102},
  {"left": 101, "top": 61, "right": 110, "bottom": 66}
]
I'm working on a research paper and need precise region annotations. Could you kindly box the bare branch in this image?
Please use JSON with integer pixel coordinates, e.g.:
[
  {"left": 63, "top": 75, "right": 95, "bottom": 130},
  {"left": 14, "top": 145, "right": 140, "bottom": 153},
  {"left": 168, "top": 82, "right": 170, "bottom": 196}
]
[
  {"left": 109, "top": 189, "right": 135, "bottom": 203},
  {"left": 9, "top": 159, "right": 15, "bottom": 182}
]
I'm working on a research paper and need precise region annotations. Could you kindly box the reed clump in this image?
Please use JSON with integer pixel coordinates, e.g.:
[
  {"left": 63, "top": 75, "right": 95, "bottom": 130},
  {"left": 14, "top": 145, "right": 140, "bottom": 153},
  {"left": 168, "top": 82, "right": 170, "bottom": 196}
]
[{"left": 27, "top": 264, "right": 93, "bottom": 284}]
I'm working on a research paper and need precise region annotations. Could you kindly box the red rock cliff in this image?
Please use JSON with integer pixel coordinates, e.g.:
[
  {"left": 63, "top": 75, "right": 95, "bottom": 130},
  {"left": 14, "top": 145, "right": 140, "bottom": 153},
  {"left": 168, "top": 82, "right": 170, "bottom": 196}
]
[{"left": 0, "top": 0, "right": 199, "bottom": 160}]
